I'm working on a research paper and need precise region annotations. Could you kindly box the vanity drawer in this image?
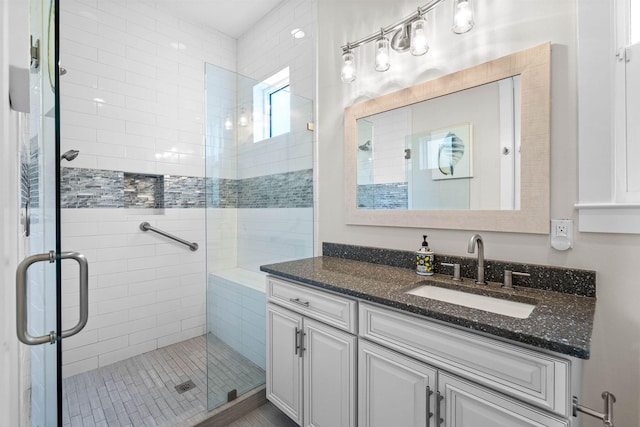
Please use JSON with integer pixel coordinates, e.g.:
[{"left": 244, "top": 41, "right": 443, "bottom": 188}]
[
  {"left": 359, "top": 303, "right": 570, "bottom": 417},
  {"left": 267, "top": 276, "right": 357, "bottom": 333}
]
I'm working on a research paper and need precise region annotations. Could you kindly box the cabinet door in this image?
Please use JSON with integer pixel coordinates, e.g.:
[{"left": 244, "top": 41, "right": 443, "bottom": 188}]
[
  {"left": 267, "top": 303, "right": 303, "bottom": 425},
  {"left": 303, "top": 318, "right": 357, "bottom": 427},
  {"left": 438, "top": 372, "right": 568, "bottom": 427},
  {"left": 359, "top": 340, "right": 437, "bottom": 427}
]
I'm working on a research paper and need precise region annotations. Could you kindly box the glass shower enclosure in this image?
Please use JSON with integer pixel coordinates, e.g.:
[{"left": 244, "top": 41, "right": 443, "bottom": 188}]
[{"left": 204, "top": 64, "right": 314, "bottom": 410}]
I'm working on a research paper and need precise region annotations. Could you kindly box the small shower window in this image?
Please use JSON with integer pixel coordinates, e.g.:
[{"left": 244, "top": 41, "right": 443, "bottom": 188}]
[{"left": 253, "top": 67, "right": 290, "bottom": 142}]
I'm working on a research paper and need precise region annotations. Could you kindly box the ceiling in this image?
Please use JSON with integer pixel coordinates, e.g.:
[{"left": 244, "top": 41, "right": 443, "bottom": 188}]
[{"left": 157, "top": 0, "right": 284, "bottom": 39}]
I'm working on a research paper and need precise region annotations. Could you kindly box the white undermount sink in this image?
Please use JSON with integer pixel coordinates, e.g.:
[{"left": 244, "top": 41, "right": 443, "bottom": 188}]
[{"left": 406, "top": 285, "right": 536, "bottom": 319}]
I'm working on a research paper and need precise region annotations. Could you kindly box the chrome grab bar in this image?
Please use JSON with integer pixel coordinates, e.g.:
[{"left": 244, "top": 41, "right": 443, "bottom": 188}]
[
  {"left": 139, "top": 222, "right": 199, "bottom": 251},
  {"left": 16, "top": 251, "right": 89, "bottom": 345}
]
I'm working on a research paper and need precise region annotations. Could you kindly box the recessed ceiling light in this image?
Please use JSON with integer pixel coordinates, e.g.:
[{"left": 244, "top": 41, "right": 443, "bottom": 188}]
[{"left": 291, "top": 28, "right": 305, "bottom": 39}]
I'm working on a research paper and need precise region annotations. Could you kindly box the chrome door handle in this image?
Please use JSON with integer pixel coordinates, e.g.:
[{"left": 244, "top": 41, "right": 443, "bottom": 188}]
[
  {"left": 16, "top": 251, "right": 89, "bottom": 345},
  {"left": 59, "top": 251, "right": 89, "bottom": 339}
]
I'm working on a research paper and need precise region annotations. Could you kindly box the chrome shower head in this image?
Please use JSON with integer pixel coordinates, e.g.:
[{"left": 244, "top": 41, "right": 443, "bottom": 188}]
[
  {"left": 358, "top": 140, "right": 371, "bottom": 151},
  {"left": 61, "top": 149, "right": 79, "bottom": 161}
]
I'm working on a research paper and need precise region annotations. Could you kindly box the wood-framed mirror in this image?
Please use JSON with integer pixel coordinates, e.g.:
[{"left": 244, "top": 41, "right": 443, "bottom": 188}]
[{"left": 344, "top": 43, "right": 551, "bottom": 234}]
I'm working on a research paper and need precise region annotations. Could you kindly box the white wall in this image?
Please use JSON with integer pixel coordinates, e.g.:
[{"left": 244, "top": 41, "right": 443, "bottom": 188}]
[
  {"left": 317, "top": 1, "right": 639, "bottom": 426},
  {"left": 59, "top": 0, "right": 236, "bottom": 377}
]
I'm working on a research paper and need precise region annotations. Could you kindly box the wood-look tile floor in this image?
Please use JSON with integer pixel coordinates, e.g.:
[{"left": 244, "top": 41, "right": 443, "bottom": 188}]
[
  {"left": 62, "top": 334, "right": 265, "bottom": 427},
  {"left": 227, "top": 403, "right": 298, "bottom": 427}
]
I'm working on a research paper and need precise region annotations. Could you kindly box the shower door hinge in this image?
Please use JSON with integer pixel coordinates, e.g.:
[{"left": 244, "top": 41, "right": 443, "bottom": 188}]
[
  {"left": 307, "top": 122, "right": 315, "bottom": 131},
  {"left": 30, "top": 36, "right": 40, "bottom": 69}
]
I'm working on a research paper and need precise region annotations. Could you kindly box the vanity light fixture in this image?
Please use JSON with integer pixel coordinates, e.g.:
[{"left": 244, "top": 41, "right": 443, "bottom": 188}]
[
  {"left": 452, "top": 0, "right": 474, "bottom": 34},
  {"left": 340, "top": 0, "right": 474, "bottom": 82},
  {"left": 410, "top": 16, "right": 429, "bottom": 56},
  {"left": 341, "top": 45, "right": 356, "bottom": 82}
]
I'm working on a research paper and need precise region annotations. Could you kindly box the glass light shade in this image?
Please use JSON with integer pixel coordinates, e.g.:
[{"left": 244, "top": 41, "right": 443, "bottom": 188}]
[
  {"left": 341, "top": 51, "right": 356, "bottom": 83},
  {"left": 410, "top": 18, "right": 429, "bottom": 56},
  {"left": 452, "top": 0, "right": 474, "bottom": 34},
  {"left": 374, "top": 37, "right": 391, "bottom": 72},
  {"left": 224, "top": 117, "right": 233, "bottom": 130},
  {"left": 238, "top": 109, "right": 248, "bottom": 127}
]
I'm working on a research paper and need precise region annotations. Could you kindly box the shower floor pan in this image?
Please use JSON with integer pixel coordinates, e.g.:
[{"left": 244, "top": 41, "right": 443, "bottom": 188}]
[{"left": 62, "top": 334, "right": 265, "bottom": 427}]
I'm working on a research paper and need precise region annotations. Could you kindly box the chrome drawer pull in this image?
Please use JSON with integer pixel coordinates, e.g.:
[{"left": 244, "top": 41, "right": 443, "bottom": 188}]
[{"left": 289, "top": 297, "right": 310, "bottom": 307}]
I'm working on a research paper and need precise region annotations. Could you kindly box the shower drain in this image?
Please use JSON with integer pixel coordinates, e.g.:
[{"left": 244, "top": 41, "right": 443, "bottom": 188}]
[{"left": 175, "top": 380, "right": 196, "bottom": 394}]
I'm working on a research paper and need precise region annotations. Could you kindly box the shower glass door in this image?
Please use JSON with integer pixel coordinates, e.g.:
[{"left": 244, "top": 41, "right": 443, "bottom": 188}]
[
  {"left": 25, "top": 0, "right": 61, "bottom": 424},
  {"left": 204, "top": 64, "right": 314, "bottom": 410}
]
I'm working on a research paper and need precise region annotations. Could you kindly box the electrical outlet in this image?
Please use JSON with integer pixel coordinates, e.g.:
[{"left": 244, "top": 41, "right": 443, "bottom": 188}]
[
  {"left": 551, "top": 219, "right": 573, "bottom": 250},
  {"left": 556, "top": 223, "right": 569, "bottom": 237}
]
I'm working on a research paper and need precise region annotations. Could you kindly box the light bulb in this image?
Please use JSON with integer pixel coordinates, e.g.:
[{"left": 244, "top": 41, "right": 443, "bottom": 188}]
[
  {"left": 238, "top": 108, "right": 248, "bottom": 127},
  {"left": 224, "top": 117, "right": 233, "bottom": 130},
  {"left": 410, "top": 18, "right": 429, "bottom": 56},
  {"left": 341, "top": 50, "right": 356, "bottom": 83},
  {"left": 452, "top": 0, "right": 474, "bottom": 34},
  {"left": 374, "top": 36, "right": 390, "bottom": 72}
]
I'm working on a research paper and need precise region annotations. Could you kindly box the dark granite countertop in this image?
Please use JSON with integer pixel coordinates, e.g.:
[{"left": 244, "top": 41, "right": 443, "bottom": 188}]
[{"left": 261, "top": 256, "right": 596, "bottom": 359}]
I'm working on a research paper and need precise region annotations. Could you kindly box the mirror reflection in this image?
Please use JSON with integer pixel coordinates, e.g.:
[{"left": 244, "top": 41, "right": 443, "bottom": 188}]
[{"left": 356, "top": 77, "right": 521, "bottom": 211}]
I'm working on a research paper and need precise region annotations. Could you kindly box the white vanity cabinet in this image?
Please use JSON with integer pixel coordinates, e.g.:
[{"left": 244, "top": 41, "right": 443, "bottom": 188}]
[
  {"left": 358, "top": 339, "right": 437, "bottom": 427},
  {"left": 266, "top": 276, "right": 581, "bottom": 427},
  {"left": 358, "top": 340, "right": 569, "bottom": 427},
  {"left": 359, "top": 302, "right": 578, "bottom": 427},
  {"left": 266, "top": 277, "right": 357, "bottom": 427},
  {"left": 438, "top": 372, "right": 568, "bottom": 427}
]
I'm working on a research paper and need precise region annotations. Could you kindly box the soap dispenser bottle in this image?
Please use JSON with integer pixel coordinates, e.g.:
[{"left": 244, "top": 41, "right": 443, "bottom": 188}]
[{"left": 416, "top": 235, "right": 434, "bottom": 276}]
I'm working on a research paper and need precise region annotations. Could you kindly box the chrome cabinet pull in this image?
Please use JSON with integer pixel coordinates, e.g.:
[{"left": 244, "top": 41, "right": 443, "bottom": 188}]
[
  {"left": 299, "top": 330, "right": 306, "bottom": 358},
  {"left": 293, "top": 327, "right": 305, "bottom": 358},
  {"left": 289, "top": 297, "right": 310, "bottom": 307},
  {"left": 16, "top": 251, "right": 89, "bottom": 345},
  {"left": 426, "top": 385, "right": 434, "bottom": 423},
  {"left": 294, "top": 327, "right": 301, "bottom": 355},
  {"left": 436, "top": 391, "right": 444, "bottom": 426}
]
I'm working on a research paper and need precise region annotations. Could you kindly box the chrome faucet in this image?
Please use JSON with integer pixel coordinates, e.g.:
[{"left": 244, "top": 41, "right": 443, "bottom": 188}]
[{"left": 467, "top": 234, "right": 485, "bottom": 284}]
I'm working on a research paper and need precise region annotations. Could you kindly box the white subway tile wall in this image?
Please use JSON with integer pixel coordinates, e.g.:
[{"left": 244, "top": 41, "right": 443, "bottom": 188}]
[
  {"left": 59, "top": 0, "right": 235, "bottom": 378},
  {"left": 60, "top": 0, "right": 317, "bottom": 378},
  {"left": 60, "top": 0, "right": 235, "bottom": 177},
  {"left": 234, "top": 0, "right": 316, "bottom": 267},
  {"left": 61, "top": 208, "right": 207, "bottom": 378}
]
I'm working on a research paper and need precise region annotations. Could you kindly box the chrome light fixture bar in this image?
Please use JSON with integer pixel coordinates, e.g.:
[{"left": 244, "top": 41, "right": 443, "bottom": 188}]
[{"left": 340, "top": 0, "right": 475, "bottom": 82}]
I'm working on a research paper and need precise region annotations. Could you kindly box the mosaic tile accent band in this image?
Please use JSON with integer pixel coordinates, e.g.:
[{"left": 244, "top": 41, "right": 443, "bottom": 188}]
[
  {"left": 238, "top": 170, "right": 313, "bottom": 209},
  {"left": 61, "top": 167, "right": 313, "bottom": 209},
  {"left": 357, "top": 183, "right": 408, "bottom": 210},
  {"left": 206, "top": 178, "right": 237, "bottom": 208},
  {"left": 165, "top": 176, "right": 205, "bottom": 208},
  {"left": 61, "top": 168, "right": 125, "bottom": 208}
]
